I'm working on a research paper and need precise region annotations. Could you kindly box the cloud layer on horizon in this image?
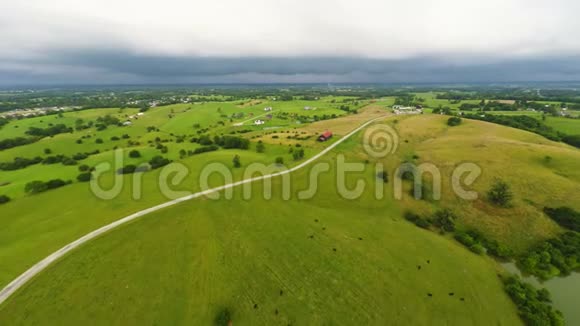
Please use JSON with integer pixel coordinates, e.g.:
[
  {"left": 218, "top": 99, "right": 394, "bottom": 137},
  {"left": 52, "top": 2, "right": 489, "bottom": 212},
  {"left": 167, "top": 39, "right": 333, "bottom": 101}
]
[{"left": 1, "top": 0, "right": 579, "bottom": 85}]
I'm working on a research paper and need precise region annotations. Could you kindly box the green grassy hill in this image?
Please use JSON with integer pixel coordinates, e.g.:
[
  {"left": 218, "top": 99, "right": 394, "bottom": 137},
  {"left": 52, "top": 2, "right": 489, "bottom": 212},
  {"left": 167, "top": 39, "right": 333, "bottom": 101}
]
[
  {"left": 0, "top": 144, "right": 521, "bottom": 325},
  {"left": 1, "top": 108, "right": 578, "bottom": 325}
]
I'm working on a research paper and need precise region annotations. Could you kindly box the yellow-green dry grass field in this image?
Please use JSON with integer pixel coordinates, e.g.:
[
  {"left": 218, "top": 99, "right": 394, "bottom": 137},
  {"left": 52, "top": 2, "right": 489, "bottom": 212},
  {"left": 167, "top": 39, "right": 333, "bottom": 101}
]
[{"left": 0, "top": 100, "right": 578, "bottom": 325}]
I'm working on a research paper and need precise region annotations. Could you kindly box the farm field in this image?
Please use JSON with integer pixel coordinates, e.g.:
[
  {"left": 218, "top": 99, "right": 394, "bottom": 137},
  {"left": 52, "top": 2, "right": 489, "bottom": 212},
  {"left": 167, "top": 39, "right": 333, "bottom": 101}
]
[
  {"left": 1, "top": 96, "right": 579, "bottom": 325},
  {"left": 0, "top": 117, "right": 523, "bottom": 325},
  {"left": 484, "top": 111, "right": 580, "bottom": 135},
  {"left": 0, "top": 97, "right": 360, "bottom": 198},
  {"left": 0, "top": 98, "right": 372, "bottom": 289},
  {"left": 544, "top": 116, "right": 580, "bottom": 134}
]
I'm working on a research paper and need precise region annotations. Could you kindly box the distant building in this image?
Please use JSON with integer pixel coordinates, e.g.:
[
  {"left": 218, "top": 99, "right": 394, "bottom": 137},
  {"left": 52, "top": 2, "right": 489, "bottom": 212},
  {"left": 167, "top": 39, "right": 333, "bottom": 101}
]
[
  {"left": 304, "top": 106, "right": 311, "bottom": 110},
  {"left": 264, "top": 107, "right": 272, "bottom": 111},
  {"left": 254, "top": 119, "right": 265, "bottom": 125},
  {"left": 318, "top": 130, "right": 333, "bottom": 142},
  {"left": 393, "top": 107, "right": 423, "bottom": 115},
  {"left": 122, "top": 121, "right": 132, "bottom": 126}
]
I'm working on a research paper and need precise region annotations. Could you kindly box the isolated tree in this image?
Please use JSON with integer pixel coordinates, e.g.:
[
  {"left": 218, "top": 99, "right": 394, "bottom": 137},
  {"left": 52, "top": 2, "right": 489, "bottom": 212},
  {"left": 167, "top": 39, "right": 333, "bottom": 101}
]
[
  {"left": 447, "top": 116, "right": 462, "bottom": 126},
  {"left": 77, "top": 172, "right": 92, "bottom": 182},
  {"left": 432, "top": 208, "right": 456, "bottom": 232},
  {"left": 292, "top": 148, "right": 305, "bottom": 161},
  {"left": 179, "top": 149, "right": 186, "bottom": 158},
  {"left": 44, "top": 148, "right": 52, "bottom": 154},
  {"left": 487, "top": 179, "right": 513, "bottom": 207},
  {"left": 256, "top": 140, "right": 265, "bottom": 153},
  {"left": 232, "top": 155, "right": 241, "bottom": 168},
  {"left": 149, "top": 156, "right": 171, "bottom": 169},
  {"left": 0, "top": 195, "right": 10, "bottom": 204},
  {"left": 275, "top": 157, "right": 284, "bottom": 165},
  {"left": 75, "top": 118, "right": 84, "bottom": 130},
  {"left": 129, "top": 150, "right": 141, "bottom": 158},
  {"left": 78, "top": 164, "right": 90, "bottom": 172}
]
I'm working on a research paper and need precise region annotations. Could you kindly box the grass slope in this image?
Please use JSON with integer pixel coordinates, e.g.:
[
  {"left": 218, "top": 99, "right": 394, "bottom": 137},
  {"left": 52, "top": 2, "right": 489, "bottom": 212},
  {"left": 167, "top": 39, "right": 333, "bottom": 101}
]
[
  {"left": 1, "top": 113, "right": 577, "bottom": 324},
  {"left": 392, "top": 115, "right": 580, "bottom": 252},
  {"left": 0, "top": 150, "right": 521, "bottom": 325}
]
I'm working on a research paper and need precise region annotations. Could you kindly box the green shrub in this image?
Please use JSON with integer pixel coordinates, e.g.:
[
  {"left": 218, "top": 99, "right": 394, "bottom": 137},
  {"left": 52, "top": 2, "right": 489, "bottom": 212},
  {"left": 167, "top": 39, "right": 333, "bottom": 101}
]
[
  {"left": 25, "top": 181, "right": 48, "bottom": 194},
  {"left": 149, "top": 156, "right": 171, "bottom": 169},
  {"left": 292, "top": 148, "right": 305, "bottom": 160},
  {"left": 518, "top": 232, "right": 580, "bottom": 280},
  {"left": 77, "top": 172, "right": 92, "bottom": 182},
  {"left": 256, "top": 140, "right": 265, "bottom": 153},
  {"left": 562, "top": 134, "right": 580, "bottom": 148},
  {"left": 487, "top": 179, "right": 513, "bottom": 207},
  {"left": 78, "top": 164, "right": 90, "bottom": 172},
  {"left": 543, "top": 206, "right": 580, "bottom": 232},
  {"left": 468, "top": 243, "right": 486, "bottom": 255},
  {"left": 233, "top": 155, "right": 241, "bottom": 168},
  {"left": 62, "top": 157, "right": 77, "bottom": 166},
  {"left": 129, "top": 150, "right": 141, "bottom": 158},
  {"left": 454, "top": 231, "right": 476, "bottom": 247},
  {"left": 193, "top": 145, "right": 219, "bottom": 155},
  {"left": 117, "top": 165, "right": 137, "bottom": 174},
  {"left": 432, "top": 208, "right": 456, "bottom": 232},
  {"left": 503, "top": 276, "right": 564, "bottom": 326},
  {"left": 447, "top": 116, "right": 462, "bottom": 126},
  {"left": 0, "top": 195, "right": 10, "bottom": 204},
  {"left": 25, "top": 179, "right": 69, "bottom": 194},
  {"left": 404, "top": 211, "right": 431, "bottom": 229}
]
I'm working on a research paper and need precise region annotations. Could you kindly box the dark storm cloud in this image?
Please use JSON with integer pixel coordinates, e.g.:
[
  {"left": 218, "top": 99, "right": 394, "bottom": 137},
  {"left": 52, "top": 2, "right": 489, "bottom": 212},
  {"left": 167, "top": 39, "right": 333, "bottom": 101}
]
[
  {"left": 2, "top": 49, "right": 580, "bottom": 85},
  {"left": 34, "top": 49, "right": 580, "bottom": 78}
]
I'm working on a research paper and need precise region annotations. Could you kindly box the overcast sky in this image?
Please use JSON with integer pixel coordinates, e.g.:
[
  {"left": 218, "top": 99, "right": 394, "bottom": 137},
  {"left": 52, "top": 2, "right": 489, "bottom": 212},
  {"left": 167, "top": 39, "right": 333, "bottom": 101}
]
[{"left": 1, "top": 0, "right": 579, "bottom": 85}]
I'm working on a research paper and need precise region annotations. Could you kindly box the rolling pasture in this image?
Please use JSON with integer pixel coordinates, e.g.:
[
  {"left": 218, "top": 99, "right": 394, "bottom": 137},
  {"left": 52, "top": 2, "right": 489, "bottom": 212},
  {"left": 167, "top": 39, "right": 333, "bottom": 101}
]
[
  {"left": 0, "top": 97, "right": 353, "bottom": 198},
  {"left": 1, "top": 97, "right": 578, "bottom": 324},
  {"left": 0, "top": 120, "right": 522, "bottom": 325}
]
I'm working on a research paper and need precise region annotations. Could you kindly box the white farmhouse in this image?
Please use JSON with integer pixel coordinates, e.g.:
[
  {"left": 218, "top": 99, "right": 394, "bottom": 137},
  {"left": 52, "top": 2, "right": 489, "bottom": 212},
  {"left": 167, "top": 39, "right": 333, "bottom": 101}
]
[{"left": 393, "top": 107, "right": 423, "bottom": 115}]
